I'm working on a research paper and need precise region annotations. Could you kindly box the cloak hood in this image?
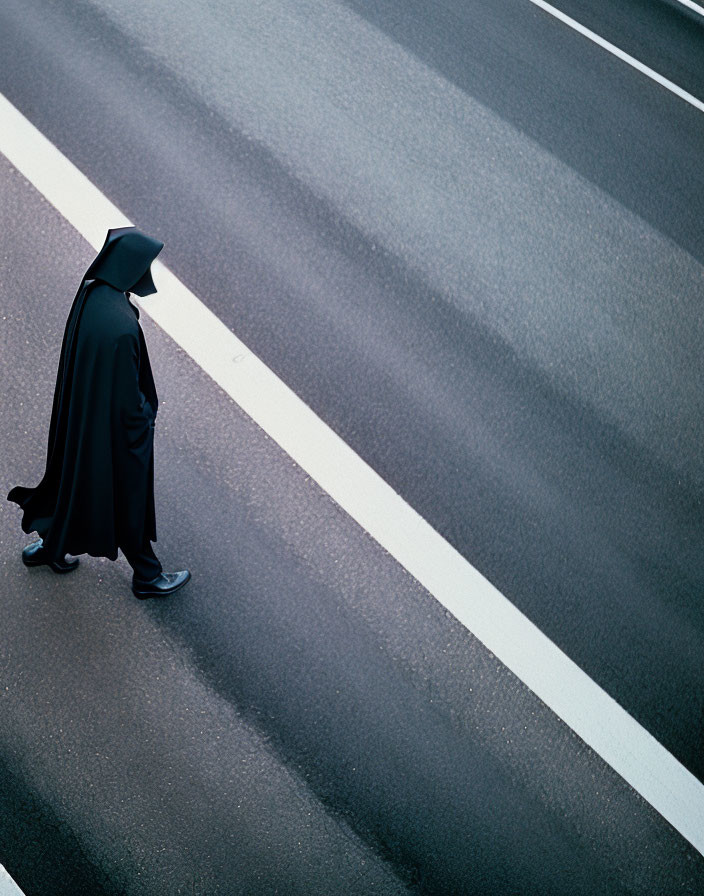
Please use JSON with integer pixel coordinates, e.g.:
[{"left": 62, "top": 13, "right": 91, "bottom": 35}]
[{"left": 83, "top": 226, "right": 164, "bottom": 296}]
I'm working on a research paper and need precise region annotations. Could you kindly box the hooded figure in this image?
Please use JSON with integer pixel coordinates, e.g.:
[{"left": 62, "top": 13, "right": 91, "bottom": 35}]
[{"left": 8, "top": 227, "right": 191, "bottom": 599}]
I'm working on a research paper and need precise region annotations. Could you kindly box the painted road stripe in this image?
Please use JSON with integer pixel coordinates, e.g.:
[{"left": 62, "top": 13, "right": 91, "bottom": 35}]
[
  {"left": 1, "top": 92, "right": 703, "bottom": 857},
  {"left": 527, "top": 0, "right": 704, "bottom": 113},
  {"left": 674, "top": 0, "right": 704, "bottom": 18},
  {"left": 0, "top": 865, "right": 25, "bottom": 896}
]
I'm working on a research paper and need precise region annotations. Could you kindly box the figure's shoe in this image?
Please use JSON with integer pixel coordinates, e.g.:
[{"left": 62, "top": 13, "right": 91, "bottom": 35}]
[
  {"left": 132, "top": 570, "right": 191, "bottom": 599},
  {"left": 22, "top": 538, "right": 80, "bottom": 573}
]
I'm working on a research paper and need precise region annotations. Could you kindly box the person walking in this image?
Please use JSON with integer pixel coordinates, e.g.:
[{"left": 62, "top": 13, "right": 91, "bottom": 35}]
[{"left": 7, "top": 226, "right": 191, "bottom": 599}]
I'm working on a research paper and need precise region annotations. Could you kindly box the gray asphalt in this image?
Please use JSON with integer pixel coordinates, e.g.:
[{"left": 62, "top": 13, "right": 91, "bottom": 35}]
[
  {"left": 0, "top": 0, "right": 703, "bottom": 892},
  {"left": 2, "top": 152, "right": 702, "bottom": 895}
]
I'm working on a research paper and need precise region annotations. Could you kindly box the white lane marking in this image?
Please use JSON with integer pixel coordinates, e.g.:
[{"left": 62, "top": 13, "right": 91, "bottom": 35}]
[
  {"left": 674, "top": 0, "right": 704, "bottom": 18},
  {"left": 0, "top": 866, "right": 25, "bottom": 896},
  {"left": 526, "top": 0, "right": 704, "bottom": 113},
  {"left": 1, "top": 91, "right": 703, "bottom": 858}
]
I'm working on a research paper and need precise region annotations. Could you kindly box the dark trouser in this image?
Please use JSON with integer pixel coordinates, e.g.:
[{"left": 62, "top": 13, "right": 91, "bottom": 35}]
[{"left": 121, "top": 540, "right": 163, "bottom": 582}]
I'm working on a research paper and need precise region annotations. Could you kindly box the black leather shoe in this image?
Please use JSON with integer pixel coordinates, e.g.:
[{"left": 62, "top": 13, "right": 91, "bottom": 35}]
[
  {"left": 132, "top": 570, "right": 191, "bottom": 599},
  {"left": 22, "top": 538, "right": 80, "bottom": 573}
]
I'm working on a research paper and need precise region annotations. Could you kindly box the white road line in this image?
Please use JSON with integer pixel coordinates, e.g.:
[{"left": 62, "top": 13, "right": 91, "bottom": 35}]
[
  {"left": 1, "top": 91, "right": 703, "bottom": 858},
  {"left": 674, "top": 0, "right": 704, "bottom": 18},
  {"left": 0, "top": 866, "right": 25, "bottom": 896},
  {"left": 526, "top": 0, "right": 704, "bottom": 113}
]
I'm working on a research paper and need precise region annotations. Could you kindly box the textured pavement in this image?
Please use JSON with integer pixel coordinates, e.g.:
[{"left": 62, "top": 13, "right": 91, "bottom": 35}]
[{"left": 1, "top": 0, "right": 703, "bottom": 892}]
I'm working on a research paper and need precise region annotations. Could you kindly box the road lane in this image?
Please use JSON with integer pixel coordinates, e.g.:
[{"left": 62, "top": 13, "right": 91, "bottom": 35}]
[
  {"left": 523, "top": 0, "right": 704, "bottom": 113},
  {"left": 0, "top": 159, "right": 408, "bottom": 896},
  {"left": 527, "top": 0, "right": 704, "bottom": 102},
  {"left": 2, "top": 155, "right": 704, "bottom": 892},
  {"left": 343, "top": 0, "right": 704, "bottom": 264},
  {"left": 0, "top": 0, "right": 701, "bottom": 784},
  {"left": 7, "top": 90, "right": 703, "bottom": 854}
]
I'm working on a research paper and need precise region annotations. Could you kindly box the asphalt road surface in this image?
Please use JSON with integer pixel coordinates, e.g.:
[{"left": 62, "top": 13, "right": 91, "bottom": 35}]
[{"left": 1, "top": 0, "right": 703, "bottom": 893}]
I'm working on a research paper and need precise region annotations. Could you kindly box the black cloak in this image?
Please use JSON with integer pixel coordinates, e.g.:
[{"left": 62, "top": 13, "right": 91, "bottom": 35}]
[{"left": 8, "top": 227, "right": 164, "bottom": 561}]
